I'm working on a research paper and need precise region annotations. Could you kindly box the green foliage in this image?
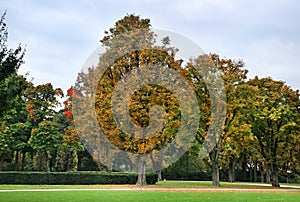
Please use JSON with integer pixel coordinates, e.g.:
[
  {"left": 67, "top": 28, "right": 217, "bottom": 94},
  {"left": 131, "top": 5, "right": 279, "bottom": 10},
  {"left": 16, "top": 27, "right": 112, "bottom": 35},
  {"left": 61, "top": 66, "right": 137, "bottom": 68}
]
[
  {"left": 28, "top": 120, "right": 63, "bottom": 171},
  {"left": 161, "top": 149, "right": 211, "bottom": 180},
  {"left": 0, "top": 171, "right": 157, "bottom": 185},
  {"left": 162, "top": 170, "right": 211, "bottom": 181},
  {"left": 29, "top": 121, "right": 62, "bottom": 152},
  {"left": 55, "top": 143, "right": 79, "bottom": 172},
  {"left": 0, "top": 124, "right": 14, "bottom": 169},
  {"left": 187, "top": 54, "right": 248, "bottom": 186},
  {"left": 0, "top": 12, "right": 32, "bottom": 172},
  {"left": 0, "top": 12, "right": 25, "bottom": 117},
  {"left": 25, "top": 83, "right": 63, "bottom": 123},
  {"left": 246, "top": 77, "right": 300, "bottom": 187},
  {"left": 0, "top": 12, "right": 25, "bottom": 82}
]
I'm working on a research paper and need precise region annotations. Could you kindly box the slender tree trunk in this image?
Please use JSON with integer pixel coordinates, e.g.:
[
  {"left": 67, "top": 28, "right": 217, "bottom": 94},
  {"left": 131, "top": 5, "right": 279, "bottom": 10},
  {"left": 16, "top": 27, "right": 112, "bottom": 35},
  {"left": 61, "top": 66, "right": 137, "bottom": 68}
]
[
  {"left": 249, "top": 164, "right": 253, "bottom": 182},
  {"left": 35, "top": 152, "right": 41, "bottom": 171},
  {"left": 21, "top": 150, "right": 26, "bottom": 171},
  {"left": 260, "top": 162, "right": 264, "bottom": 183},
  {"left": 228, "top": 156, "right": 235, "bottom": 182},
  {"left": 254, "top": 160, "right": 257, "bottom": 182},
  {"left": 150, "top": 150, "right": 163, "bottom": 181},
  {"left": 242, "top": 156, "right": 247, "bottom": 181},
  {"left": 45, "top": 151, "right": 49, "bottom": 172},
  {"left": 259, "top": 163, "right": 265, "bottom": 183},
  {"left": 285, "top": 165, "right": 289, "bottom": 184},
  {"left": 136, "top": 155, "right": 146, "bottom": 186},
  {"left": 261, "top": 172, "right": 264, "bottom": 183},
  {"left": 266, "top": 165, "right": 271, "bottom": 183},
  {"left": 35, "top": 151, "right": 49, "bottom": 172},
  {"left": 15, "top": 150, "right": 19, "bottom": 171},
  {"left": 228, "top": 169, "right": 234, "bottom": 183},
  {"left": 0, "top": 157, "right": 4, "bottom": 171}
]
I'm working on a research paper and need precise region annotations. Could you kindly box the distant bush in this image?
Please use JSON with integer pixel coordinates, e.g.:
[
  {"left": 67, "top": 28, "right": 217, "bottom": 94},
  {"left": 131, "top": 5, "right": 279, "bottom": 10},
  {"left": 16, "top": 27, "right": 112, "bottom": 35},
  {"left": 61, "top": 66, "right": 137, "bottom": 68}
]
[
  {"left": 161, "top": 170, "right": 211, "bottom": 181},
  {"left": 0, "top": 171, "right": 157, "bottom": 185}
]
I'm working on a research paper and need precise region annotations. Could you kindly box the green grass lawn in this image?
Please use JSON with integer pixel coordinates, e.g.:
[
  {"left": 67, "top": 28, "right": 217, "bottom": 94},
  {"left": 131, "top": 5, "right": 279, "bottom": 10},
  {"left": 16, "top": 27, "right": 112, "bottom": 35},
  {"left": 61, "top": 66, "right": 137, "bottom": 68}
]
[
  {"left": 0, "top": 181, "right": 299, "bottom": 202},
  {"left": 0, "top": 190, "right": 299, "bottom": 202},
  {"left": 1, "top": 181, "right": 298, "bottom": 190}
]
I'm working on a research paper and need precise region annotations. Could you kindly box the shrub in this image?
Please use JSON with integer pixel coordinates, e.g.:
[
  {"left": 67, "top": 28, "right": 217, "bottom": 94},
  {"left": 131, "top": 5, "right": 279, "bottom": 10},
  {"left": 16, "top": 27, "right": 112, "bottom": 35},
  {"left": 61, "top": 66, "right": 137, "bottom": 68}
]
[
  {"left": 0, "top": 171, "right": 157, "bottom": 185},
  {"left": 161, "top": 170, "right": 211, "bottom": 181}
]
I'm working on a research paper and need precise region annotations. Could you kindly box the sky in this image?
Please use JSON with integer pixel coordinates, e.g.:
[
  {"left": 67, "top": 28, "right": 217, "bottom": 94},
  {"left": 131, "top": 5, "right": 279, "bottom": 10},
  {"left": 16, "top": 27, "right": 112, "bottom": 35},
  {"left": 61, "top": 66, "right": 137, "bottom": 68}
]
[{"left": 1, "top": 0, "right": 300, "bottom": 92}]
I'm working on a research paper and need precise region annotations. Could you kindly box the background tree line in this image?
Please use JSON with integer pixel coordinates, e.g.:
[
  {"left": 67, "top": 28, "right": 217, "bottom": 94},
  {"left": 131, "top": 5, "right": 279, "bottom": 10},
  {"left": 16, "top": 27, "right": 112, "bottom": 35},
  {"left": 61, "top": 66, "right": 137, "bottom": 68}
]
[{"left": 0, "top": 12, "right": 299, "bottom": 187}]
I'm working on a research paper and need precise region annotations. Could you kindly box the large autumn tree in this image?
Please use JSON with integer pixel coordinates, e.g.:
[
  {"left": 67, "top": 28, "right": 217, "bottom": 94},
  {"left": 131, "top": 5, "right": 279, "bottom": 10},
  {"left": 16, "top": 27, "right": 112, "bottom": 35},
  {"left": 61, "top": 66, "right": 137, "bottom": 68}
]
[
  {"left": 72, "top": 15, "right": 193, "bottom": 185},
  {"left": 185, "top": 54, "right": 247, "bottom": 186},
  {"left": 97, "top": 15, "right": 183, "bottom": 185}
]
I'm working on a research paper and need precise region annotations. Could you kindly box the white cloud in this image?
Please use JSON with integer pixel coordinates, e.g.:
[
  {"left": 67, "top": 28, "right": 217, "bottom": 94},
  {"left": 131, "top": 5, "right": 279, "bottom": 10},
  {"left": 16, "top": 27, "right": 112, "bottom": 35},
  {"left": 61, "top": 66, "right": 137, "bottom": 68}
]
[
  {"left": 243, "top": 37, "right": 300, "bottom": 88},
  {"left": 171, "top": 0, "right": 237, "bottom": 19}
]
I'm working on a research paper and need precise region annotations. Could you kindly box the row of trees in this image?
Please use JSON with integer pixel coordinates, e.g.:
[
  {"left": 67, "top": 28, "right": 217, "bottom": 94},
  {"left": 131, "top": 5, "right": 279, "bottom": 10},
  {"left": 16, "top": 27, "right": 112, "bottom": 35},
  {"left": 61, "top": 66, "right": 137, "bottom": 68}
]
[
  {"left": 191, "top": 56, "right": 300, "bottom": 187},
  {"left": 0, "top": 13, "right": 299, "bottom": 187},
  {"left": 74, "top": 14, "right": 300, "bottom": 187}
]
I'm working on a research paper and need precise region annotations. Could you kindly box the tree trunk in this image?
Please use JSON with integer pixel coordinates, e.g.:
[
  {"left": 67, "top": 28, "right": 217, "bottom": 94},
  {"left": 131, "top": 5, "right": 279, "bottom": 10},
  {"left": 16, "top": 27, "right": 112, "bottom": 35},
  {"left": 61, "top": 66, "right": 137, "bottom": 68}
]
[
  {"left": 150, "top": 148, "right": 164, "bottom": 182},
  {"left": 136, "top": 156, "right": 146, "bottom": 186},
  {"left": 45, "top": 151, "right": 49, "bottom": 172},
  {"left": 157, "top": 170, "right": 162, "bottom": 181},
  {"left": 228, "top": 169, "right": 234, "bottom": 183},
  {"left": 271, "top": 165, "right": 280, "bottom": 187},
  {"left": 15, "top": 150, "right": 19, "bottom": 171},
  {"left": 249, "top": 164, "right": 253, "bottom": 182},
  {"left": 209, "top": 150, "right": 220, "bottom": 186},
  {"left": 266, "top": 165, "right": 271, "bottom": 184},
  {"left": 21, "top": 150, "right": 26, "bottom": 171},
  {"left": 260, "top": 162, "right": 264, "bottom": 183},
  {"left": 242, "top": 155, "right": 247, "bottom": 181},
  {"left": 261, "top": 171, "right": 264, "bottom": 183},
  {"left": 271, "top": 173, "right": 280, "bottom": 187},
  {"left": 0, "top": 158, "right": 3, "bottom": 171},
  {"left": 254, "top": 160, "right": 257, "bottom": 182},
  {"left": 228, "top": 156, "right": 235, "bottom": 182},
  {"left": 212, "top": 161, "right": 220, "bottom": 186},
  {"left": 35, "top": 151, "right": 49, "bottom": 172}
]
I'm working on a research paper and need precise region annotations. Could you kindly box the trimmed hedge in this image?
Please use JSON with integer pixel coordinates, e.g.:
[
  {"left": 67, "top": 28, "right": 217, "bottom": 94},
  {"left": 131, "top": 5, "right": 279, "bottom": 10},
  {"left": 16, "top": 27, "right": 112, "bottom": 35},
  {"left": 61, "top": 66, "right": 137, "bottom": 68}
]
[{"left": 0, "top": 172, "right": 157, "bottom": 185}]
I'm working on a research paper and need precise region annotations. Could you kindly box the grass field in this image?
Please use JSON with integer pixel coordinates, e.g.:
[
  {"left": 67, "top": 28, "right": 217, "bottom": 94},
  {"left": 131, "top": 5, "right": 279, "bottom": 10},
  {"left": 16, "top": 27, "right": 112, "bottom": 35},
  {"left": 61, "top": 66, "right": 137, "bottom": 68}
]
[
  {"left": 0, "top": 181, "right": 299, "bottom": 202},
  {"left": 1, "top": 190, "right": 300, "bottom": 202}
]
